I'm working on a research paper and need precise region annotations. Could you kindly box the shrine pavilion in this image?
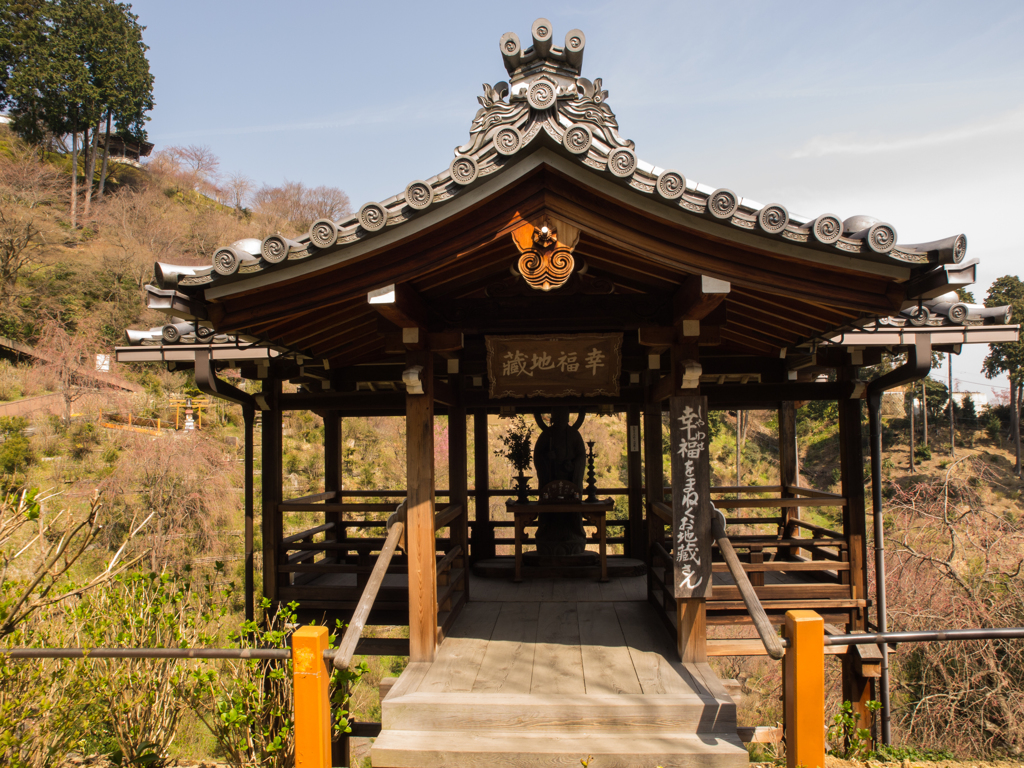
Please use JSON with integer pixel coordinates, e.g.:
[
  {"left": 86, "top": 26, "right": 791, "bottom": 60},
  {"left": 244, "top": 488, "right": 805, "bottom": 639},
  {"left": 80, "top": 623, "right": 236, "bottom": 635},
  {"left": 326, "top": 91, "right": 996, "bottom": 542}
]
[{"left": 118, "top": 18, "right": 1018, "bottom": 768}]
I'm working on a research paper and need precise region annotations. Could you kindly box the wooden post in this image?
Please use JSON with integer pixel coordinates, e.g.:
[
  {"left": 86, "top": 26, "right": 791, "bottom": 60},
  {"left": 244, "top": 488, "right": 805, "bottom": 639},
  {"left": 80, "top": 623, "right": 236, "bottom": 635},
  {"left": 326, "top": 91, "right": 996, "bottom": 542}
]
[
  {"left": 261, "top": 380, "right": 283, "bottom": 603},
  {"left": 449, "top": 370, "right": 470, "bottom": 601},
  {"left": 838, "top": 390, "right": 872, "bottom": 736},
  {"left": 243, "top": 406, "right": 255, "bottom": 624},
  {"left": 843, "top": 654, "right": 874, "bottom": 746},
  {"left": 784, "top": 610, "right": 825, "bottom": 768},
  {"left": 626, "top": 403, "right": 643, "bottom": 560},
  {"left": 643, "top": 371, "right": 664, "bottom": 603},
  {"left": 323, "top": 410, "right": 343, "bottom": 562},
  {"left": 406, "top": 350, "right": 438, "bottom": 662},
  {"left": 779, "top": 401, "right": 799, "bottom": 548},
  {"left": 472, "top": 410, "right": 494, "bottom": 561},
  {"left": 669, "top": 394, "right": 711, "bottom": 664},
  {"left": 292, "top": 625, "right": 332, "bottom": 768}
]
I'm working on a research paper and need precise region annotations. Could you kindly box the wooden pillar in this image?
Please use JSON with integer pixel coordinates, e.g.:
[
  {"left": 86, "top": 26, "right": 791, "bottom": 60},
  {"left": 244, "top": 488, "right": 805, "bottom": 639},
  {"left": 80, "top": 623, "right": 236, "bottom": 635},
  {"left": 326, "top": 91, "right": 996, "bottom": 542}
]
[
  {"left": 784, "top": 610, "right": 825, "bottom": 768},
  {"left": 838, "top": 392, "right": 868, "bottom": 626},
  {"left": 838, "top": 387, "right": 872, "bottom": 736},
  {"left": 243, "top": 406, "right": 255, "bottom": 624},
  {"left": 261, "top": 379, "right": 283, "bottom": 603},
  {"left": 626, "top": 403, "right": 643, "bottom": 560},
  {"left": 779, "top": 400, "right": 799, "bottom": 546},
  {"left": 472, "top": 410, "right": 493, "bottom": 561},
  {"left": 643, "top": 370, "right": 664, "bottom": 606},
  {"left": 669, "top": 335, "right": 709, "bottom": 665},
  {"left": 323, "top": 410, "right": 343, "bottom": 563},
  {"left": 449, "top": 370, "right": 469, "bottom": 600},
  {"left": 406, "top": 350, "right": 437, "bottom": 662},
  {"left": 669, "top": 392, "right": 711, "bottom": 664}
]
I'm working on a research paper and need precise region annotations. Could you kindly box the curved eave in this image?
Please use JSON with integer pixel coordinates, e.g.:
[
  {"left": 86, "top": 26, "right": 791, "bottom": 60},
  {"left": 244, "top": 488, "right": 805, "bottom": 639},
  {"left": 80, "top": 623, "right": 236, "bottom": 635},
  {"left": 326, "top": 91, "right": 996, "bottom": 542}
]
[{"left": 198, "top": 145, "right": 923, "bottom": 304}]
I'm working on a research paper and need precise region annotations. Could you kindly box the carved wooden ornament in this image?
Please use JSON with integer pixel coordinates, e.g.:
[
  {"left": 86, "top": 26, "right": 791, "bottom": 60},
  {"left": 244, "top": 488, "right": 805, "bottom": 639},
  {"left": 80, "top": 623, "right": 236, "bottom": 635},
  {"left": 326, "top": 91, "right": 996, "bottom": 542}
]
[{"left": 511, "top": 218, "right": 580, "bottom": 292}]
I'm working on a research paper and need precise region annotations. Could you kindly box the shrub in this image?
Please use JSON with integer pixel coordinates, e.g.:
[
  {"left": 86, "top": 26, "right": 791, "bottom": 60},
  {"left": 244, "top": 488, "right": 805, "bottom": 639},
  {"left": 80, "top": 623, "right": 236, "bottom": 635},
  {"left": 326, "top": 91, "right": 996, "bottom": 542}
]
[
  {"left": 66, "top": 568, "right": 229, "bottom": 766},
  {"left": 914, "top": 444, "right": 932, "bottom": 461},
  {"left": 185, "top": 599, "right": 364, "bottom": 768},
  {"left": 0, "top": 435, "right": 33, "bottom": 476},
  {"left": 68, "top": 422, "right": 100, "bottom": 460}
]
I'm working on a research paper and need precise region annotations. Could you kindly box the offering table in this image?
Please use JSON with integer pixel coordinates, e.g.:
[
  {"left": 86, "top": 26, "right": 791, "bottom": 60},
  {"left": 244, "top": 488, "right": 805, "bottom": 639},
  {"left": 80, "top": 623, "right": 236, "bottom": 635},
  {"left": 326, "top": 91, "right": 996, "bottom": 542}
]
[{"left": 507, "top": 499, "right": 614, "bottom": 583}]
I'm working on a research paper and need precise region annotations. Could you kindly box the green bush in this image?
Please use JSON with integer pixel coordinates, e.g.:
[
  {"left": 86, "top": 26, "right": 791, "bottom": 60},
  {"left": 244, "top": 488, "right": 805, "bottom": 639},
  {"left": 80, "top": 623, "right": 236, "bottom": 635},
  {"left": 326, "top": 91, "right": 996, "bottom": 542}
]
[
  {"left": 914, "top": 444, "right": 932, "bottom": 461},
  {"left": 68, "top": 422, "right": 100, "bottom": 460},
  {"left": 0, "top": 435, "right": 34, "bottom": 476},
  {"left": 185, "top": 599, "right": 364, "bottom": 768}
]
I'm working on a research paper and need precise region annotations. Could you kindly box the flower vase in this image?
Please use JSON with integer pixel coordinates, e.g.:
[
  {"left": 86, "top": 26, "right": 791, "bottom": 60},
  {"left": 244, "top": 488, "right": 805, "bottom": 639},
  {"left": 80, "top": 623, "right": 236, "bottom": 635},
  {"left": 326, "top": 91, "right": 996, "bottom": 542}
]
[{"left": 515, "top": 472, "right": 531, "bottom": 504}]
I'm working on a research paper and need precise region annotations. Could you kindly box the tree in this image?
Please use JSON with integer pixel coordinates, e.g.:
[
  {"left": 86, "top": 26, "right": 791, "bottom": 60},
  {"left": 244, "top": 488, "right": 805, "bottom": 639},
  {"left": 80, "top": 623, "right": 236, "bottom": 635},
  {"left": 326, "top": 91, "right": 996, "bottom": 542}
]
[
  {"left": 35, "top": 317, "right": 91, "bottom": 426},
  {"left": 251, "top": 180, "right": 352, "bottom": 232},
  {"left": 0, "top": 141, "right": 65, "bottom": 314},
  {"left": 983, "top": 275, "right": 1024, "bottom": 476},
  {"left": 0, "top": 1, "right": 154, "bottom": 224}
]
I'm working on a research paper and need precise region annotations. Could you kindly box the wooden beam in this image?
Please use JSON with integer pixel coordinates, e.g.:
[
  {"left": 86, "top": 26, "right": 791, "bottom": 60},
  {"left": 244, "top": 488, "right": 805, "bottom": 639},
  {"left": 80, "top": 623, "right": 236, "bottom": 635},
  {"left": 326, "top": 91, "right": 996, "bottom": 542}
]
[
  {"left": 406, "top": 350, "right": 437, "bottom": 662},
  {"left": 384, "top": 331, "right": 464, "bottom": 355}
]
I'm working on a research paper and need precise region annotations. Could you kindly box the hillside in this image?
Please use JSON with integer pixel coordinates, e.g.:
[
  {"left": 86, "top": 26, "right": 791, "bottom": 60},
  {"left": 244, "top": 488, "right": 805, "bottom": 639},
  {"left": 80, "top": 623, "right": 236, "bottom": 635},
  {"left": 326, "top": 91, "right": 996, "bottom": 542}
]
[{"left": 0, "top": 129, "right": 1023, "bottom": 766}]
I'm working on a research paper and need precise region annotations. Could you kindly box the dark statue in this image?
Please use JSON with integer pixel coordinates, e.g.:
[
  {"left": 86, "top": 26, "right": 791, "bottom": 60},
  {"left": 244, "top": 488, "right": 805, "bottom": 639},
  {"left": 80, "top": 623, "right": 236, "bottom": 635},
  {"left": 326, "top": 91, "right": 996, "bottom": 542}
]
[{"left": 531, "top": 408, "right": 589, "bottom": 557}]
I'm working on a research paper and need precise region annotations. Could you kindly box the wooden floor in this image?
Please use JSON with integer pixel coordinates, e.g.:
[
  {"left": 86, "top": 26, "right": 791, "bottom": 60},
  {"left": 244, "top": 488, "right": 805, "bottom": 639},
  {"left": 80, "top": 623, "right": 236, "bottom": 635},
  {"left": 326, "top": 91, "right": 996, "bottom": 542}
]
[
  {"left": 419, "top": 599, "right": 713, "bottom": 696},
  {"left": 372, "top": 576, "right": 748, "bottom": 767}
]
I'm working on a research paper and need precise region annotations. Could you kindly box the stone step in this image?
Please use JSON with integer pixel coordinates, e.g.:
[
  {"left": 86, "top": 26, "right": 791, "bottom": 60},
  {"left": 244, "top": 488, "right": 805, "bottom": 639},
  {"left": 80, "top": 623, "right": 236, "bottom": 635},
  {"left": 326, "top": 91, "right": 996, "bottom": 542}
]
[
  {"left": 382, "top": 691, "right": 736, "bottom": 733},
  {"left": 371, "top": 729, "right": 749, "bottom": 768}
]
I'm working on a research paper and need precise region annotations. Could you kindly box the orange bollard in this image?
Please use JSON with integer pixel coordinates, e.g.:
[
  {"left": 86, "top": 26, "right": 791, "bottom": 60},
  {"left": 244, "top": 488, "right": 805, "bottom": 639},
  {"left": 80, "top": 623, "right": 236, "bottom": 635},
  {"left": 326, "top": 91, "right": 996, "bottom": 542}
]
[
  {"left": 784, "top": 610, "right": 825, "bottom": 768},
  {"left": 292, "top": 626, "right": 332, "bottom": 768}
]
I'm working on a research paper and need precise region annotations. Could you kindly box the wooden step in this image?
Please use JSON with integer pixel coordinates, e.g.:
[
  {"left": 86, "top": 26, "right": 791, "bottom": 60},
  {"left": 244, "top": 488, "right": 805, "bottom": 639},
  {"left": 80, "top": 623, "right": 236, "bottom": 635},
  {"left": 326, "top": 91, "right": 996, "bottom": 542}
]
[
  {"left": 382, "top": 691, "right": 735, "bottom": 733},
  {"left": 371, "top": 729, "right": 749, "bottom": 768}
]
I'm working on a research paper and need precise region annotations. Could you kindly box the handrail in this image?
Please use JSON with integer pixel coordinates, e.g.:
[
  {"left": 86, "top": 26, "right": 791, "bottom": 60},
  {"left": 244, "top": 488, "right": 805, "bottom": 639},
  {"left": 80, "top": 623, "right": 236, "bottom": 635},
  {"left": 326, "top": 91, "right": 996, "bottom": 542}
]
[
  {"left": 651, "top": 500, "right": 672, "bottom": 524},
  {"left": 434, "top": 503, "right": 463, "bottom": 531},
  {"left": 710, "top": 504, "right": 785, "bottom": 660},
  {"left": 333, "top": 503, "right": 406, "bottom": 671}
]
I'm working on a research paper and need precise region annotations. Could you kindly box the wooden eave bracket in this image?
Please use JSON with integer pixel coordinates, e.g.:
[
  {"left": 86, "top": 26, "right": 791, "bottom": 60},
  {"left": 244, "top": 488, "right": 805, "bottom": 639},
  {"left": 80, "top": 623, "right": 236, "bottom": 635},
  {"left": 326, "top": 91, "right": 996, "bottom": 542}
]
[
  {"left": 145, "top": 285, "right": 208, "bottom": 321},
  {"left": 673, "top": 275, "right": 730, "bottom": 323},
  {"left": 368, "top": 283, "right": 431, "bottom": 330},
  {"left": 902, "top": 259, "right": 978, "bottom": 304}
]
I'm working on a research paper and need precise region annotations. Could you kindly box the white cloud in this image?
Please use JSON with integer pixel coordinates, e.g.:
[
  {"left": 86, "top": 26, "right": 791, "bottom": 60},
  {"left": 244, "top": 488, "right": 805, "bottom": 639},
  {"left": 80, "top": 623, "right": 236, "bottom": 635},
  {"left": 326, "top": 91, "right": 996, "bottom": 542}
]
[{"left": 791, "top": 105, "right": 1024, "bottom": 158}]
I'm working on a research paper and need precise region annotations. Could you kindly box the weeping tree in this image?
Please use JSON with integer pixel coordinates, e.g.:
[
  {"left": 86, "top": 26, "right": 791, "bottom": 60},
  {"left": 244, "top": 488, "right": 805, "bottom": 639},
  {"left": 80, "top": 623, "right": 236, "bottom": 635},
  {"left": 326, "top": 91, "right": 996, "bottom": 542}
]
[
  {"left": 0, "top": 0, "right": 154, "bottom": 225},
  {"left": 983, "top": 275, "right": 1024, "bottom": 477}
]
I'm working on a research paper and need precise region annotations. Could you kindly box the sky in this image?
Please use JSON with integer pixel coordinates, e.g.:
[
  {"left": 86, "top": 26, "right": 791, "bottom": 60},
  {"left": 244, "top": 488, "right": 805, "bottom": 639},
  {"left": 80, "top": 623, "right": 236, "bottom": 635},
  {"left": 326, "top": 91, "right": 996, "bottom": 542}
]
[{"left": 126, "top": 0, "right": 1024, "bottom": 401}]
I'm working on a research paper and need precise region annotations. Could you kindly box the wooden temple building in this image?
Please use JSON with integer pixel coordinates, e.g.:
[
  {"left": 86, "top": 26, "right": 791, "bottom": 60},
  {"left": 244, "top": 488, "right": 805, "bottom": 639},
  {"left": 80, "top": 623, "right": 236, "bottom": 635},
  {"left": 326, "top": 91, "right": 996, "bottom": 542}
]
[{"left": 119, "top": 19, "right": 1018, "bottom": 768}]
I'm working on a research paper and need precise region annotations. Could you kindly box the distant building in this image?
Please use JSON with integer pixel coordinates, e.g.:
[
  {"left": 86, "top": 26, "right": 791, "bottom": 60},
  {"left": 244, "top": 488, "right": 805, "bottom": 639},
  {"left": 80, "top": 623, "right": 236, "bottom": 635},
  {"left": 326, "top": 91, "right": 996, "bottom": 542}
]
[{"left": 98, "top": 132, "right": 154, "bottom": 167}]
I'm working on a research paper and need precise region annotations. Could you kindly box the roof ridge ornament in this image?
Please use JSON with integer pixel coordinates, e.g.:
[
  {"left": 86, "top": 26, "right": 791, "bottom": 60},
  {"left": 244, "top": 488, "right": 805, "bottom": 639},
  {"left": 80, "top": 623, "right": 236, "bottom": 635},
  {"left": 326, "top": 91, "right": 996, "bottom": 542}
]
[{"left": 455, "top": 20, "right": 634, "bottom": 162}]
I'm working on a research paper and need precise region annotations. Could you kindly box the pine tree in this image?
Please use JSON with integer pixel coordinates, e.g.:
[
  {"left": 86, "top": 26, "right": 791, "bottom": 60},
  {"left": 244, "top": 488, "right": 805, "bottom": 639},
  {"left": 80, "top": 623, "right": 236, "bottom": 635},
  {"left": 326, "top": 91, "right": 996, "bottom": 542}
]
[
  {"left": 0, "top": 1, "right": 154, "bottom": 223},
  {"left": 983, "top": 275, "right": 1024, "bottom": 476}
]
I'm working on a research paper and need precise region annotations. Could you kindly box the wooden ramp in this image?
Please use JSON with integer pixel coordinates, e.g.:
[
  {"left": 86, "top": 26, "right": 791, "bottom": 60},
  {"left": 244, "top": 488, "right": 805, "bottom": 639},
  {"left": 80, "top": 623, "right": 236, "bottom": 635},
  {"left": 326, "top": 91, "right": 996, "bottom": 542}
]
[{"left": 372, "top": 582, "right": 747, "bottom": 768}]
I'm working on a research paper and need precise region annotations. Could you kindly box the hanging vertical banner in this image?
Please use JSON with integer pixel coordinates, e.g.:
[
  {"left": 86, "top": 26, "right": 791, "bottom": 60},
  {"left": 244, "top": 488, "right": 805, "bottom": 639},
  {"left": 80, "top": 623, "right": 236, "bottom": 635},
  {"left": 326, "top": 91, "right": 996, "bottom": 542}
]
[{"left": 670, "top": 395, "right": 712, "bottom": 599}]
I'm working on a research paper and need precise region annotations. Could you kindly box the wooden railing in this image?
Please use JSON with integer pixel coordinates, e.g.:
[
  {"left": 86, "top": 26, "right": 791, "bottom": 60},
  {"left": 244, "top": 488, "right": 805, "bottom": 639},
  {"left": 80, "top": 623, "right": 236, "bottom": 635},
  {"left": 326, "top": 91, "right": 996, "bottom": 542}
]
[
  {"left": 647, "top": 485, "right": 856, "bottom": 628},
  {"left": 710, "top": 507, "right": 784, "bottom": 659},
  {"left": 332, "top": 504, "right": 406, "bottom": 672}
]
